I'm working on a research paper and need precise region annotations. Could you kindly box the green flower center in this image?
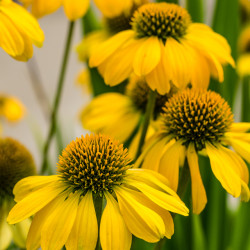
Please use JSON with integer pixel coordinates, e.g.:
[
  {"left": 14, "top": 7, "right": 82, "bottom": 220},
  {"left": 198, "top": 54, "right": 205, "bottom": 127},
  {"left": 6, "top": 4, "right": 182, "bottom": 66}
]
[
  {"left": 0, "top": 138, "right": 36, "bottom": 204},
  {"left": 162, "top": 89, "right": 234, "bottom": 151},
  {"left": 132, "top": 3, "right": 191, "bottom": 41},
  {"left": 57, "top": 134, "right": 131, "bottom": 196}
]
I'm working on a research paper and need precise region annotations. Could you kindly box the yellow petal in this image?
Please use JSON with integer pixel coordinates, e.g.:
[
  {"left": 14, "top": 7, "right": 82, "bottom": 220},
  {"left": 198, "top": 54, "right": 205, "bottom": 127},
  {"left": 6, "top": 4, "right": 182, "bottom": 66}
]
[
  {"left": 133, "top": 37, "right": 161, "bottom": 76},
  {"left": 187, "top": 144, "right": 207, "bottom": 214},
  {"left": 125, "top": 179, "right": 189, "bottom": 216},
  {"left": 7, "top": 182, "right": 66, "bottom": 224},
  {"left": 1, "top": 1, "right": 44, "bottom": 47},
  {"left": 115, "top": 186, "right": 165, "bottom": 243},
  {"left": 229, "top": 123, "right": 250, "bottom": 132},
  {"left": 100, "top": 192, "right": 132, "bottom": 250},
  {"left": 227, "top": 137, "right": 250, "bottom": 163},
  {"left": 63, "top": 0, "right": 89, "bottom": 21},
  {"left": 41, "top": 192, "right": 80, "bottom": 250},
  {"left": 158, "top": 141, "right": 183, "bottom": 192},
  {"left": 206, "top": 143, "right": 242, "bottom": 198},
  {"left": 89, "top": 30, "right": 135, "bottom": 67},
  {"left": 66, "top": 191, "right": 98, "bottom": 250},
  {"left": 0, "top": 212, "right": 12, "bottom": 250},
  {"left": 31, "top": 0, "right": 62, "bottom": 18},
  {"left": 13, "top": 175, "right": 59, "bottom": 202},
  {"left": 0, "top": 13, "right": 24, "bottom": 56}
]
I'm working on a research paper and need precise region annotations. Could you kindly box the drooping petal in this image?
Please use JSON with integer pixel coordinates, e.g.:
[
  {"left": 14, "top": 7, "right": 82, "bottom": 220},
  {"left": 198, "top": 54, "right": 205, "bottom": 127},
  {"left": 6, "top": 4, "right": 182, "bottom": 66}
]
[
  {"left": 31, "top": 0, "right": 62, "bottom": 18},
  {"left": 229, "top": 123, "right": 250, "bottom": 132},
  {"left": 0, "top": 211, "right": 12, "bottom": 250},
  {"left": 66, "top": 191, "right": 98, "bottom": 250},
  {"left": 158, "top": 140, "right": 183, "bottom": 192},
  {"left": 133, "top": 37, "right": 161, "bottom": 76},
  {"left": 187, "top": 144, "right": 207, "bottom": 214},
  {"left": 13, "top": 175, "right": 59, "bottom": 202},
  {"left": 7, "top": 182, "right": 66, "bottom": 224},
  {"left": 89, "top": 30, "right": 135, "bottom": 67},
  {"left": 114, "top": 186, "right": 165, "bottom": 243},
  {"left": 41, "top": 192, "right": 80, "bottom": 250},
  {"left": 100, "top": 192, "right": 131, "bottom": 250},
  {"left": 206, "top": 143, "right": 242, "bottom": 198},
  {"left": 125, "top": 180, "right": 188, "bottom": 216}
]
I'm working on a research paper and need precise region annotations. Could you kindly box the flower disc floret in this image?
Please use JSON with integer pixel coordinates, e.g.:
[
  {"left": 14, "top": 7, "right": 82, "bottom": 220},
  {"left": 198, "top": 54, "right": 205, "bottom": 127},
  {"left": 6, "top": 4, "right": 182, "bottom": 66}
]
[
  {"left": 57, "top": 134, "right": 131, "bottom": 195},
  {"left": 132, "top": 3, "right": 191, "bottom": 41},
  {"left": 162, "top": 89, "right": 234, "bottom": 151}
]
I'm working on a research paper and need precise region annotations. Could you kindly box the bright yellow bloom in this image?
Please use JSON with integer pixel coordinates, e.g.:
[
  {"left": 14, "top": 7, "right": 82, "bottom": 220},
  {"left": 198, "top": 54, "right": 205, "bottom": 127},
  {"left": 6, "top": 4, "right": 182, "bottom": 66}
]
[
  {"left": 0, "top": 0, "right": 44, "bottom": 61},
  {"left": 0, "top": 94, "right": 25, "bottom": 122},
  {"left": 0, "top": 138, "right": 36, "bottom": 249},
  {"left": 90, "top": 3, "right": 235, "bottom": 95},
  {"left": 80, "top": 76, "right": 176, "bottom": 158},
  {"left": 136, "top": 89, "right": 250, "bottom": 214},
  {"left": 8, "top": 134, "right": 188, "bottom": 250},
  {"left": 20, "top": 0, "right": 89, "bottom": 20}
]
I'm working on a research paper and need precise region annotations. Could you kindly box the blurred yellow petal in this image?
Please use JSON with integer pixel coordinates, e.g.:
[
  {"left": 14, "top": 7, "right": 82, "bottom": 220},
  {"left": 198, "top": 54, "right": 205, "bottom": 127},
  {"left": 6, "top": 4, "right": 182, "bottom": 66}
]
[{"left": 63, "top": 0, "right": 89, "bottom": 21}]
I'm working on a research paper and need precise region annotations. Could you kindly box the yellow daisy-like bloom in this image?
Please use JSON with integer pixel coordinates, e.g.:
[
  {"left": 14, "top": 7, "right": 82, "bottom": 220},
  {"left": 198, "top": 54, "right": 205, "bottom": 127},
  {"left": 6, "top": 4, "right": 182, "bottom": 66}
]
[
  {"left": 136, "top": 89, "right": 250, "bottom": 214},
  {"left": 20, "top": 0, "right": 89, "bottom": 20},
  {"left": 80, "top": 76, "right": 176, "bottom": 158},
  {"left": 0, "top": 0, "right": 44, "bottom": 61},
  {"left": 0, "top": 94, "right": 25, "bottom": 122},
  {"left": 90, "top": 3, "right": 235, "bottom": 95},
  {"left": 0, "top": 138, "right": 36, "bottom": 250},
  {"left": 8, "top": 134, "right": 189, "bottom": 250}
]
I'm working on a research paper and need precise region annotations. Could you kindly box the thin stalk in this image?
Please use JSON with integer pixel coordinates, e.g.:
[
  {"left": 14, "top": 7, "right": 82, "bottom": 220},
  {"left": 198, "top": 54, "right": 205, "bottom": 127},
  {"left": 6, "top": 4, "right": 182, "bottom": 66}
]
[
  {"left": 41, "top": 21, "right": 75, "bottom": 174},
  {"left": 241, "top": 76, "right": 250, "bottom": 122},
  {"left": 27, "top": 56, "right": 50, "bottom": 121},
  {"left": 135, "top": 90, "right": 157, "bottom": 159},
  {"left": 94, "top": 196, "right": 103, "bottom": 250}
]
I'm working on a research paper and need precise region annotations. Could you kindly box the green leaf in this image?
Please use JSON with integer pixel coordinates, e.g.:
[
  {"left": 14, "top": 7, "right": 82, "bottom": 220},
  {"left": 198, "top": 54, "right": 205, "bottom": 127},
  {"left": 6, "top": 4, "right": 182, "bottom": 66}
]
[{"left": 186, "top": 0, "right": 204, "bottom": 22}]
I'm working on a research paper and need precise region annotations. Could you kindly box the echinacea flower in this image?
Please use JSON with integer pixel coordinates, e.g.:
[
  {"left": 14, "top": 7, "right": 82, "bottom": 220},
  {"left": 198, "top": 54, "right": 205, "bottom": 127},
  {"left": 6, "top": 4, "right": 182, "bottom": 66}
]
[
  {"left": 0, "top": 138, "right": 36, "bottom": 249},
  {"left": 8, "top": 134, "right": 189, "bottom": 250},
  {"left": 80, "top": 76, "right": 176, "bottom": 158},
  {"left": 0, "top": 0, "right": 44, "bottom": 61},
  {"left": 90, "top": 2, "right": 235, "bottom": 94},
  {"left": 20, "top": 0, "right": 89, "bottom": 20},
  {"left": 0, "top": 94, "right": 25, "bottom": 122},
  {"left": 136, "top": 89, "right": 250, "bottom": 214}
]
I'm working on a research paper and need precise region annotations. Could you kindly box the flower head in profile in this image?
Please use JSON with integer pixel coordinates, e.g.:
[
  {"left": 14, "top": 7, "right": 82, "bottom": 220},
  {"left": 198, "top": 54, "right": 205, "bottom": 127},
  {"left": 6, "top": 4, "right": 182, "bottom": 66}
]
[
  {"left": 8, "top": 134, "right": 188, "bottom": 250},
  {"left": 90, "top": 2, "right": 235, "bottom": 94},
  {"left": 20, "top": 0, "right": 89, "bottom": 20},
  {"left": 137, "top": 89, "right": 250, "bottom": 214},
  {"left": 80, "top": 76, "right": 176, "bottom": 158},
  {"left": 0, "top": 94, "right": 25, "bottom": 122},
  {"left": 0, "top": 137, "right": 36, "bottom": 249},
  {"left": 0, "top": 0, "right": 44, "bottom": 61}
]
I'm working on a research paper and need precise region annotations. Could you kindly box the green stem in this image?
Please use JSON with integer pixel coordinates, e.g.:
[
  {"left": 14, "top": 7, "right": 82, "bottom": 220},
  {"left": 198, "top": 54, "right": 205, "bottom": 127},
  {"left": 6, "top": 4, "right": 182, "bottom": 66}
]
[
  {"left": 135, "top": 90, "right": 157, "bottom": 159},
  {"left": 241, "top": 76, "right": 250, "bottom": 122},
  {"left": 94, "top": 196, "right": 103, "bottom": 250},
  {"left": 41, "top": 21, "right": 75, "bottom": 174}
]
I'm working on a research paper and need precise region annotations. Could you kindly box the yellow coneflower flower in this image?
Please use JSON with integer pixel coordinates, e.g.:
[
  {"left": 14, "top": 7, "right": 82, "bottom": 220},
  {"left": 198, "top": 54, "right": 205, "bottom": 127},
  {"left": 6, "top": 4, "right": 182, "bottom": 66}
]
[
  {"left": 80, "top": 76, "right": 176, "bottom": 158},
  {"left": 0, "top": 94, "right": 25, "bottom": 122},
  {"left": 0, "top": 138, "right": 36, "bottom": 250},
  {"left": 136, "top": 89, "right": 250, "bottom": 214},
  {"left": 0, "top": 0, "right": 44, "bottom": 61},
  {"left": 90, "top": 2, "right": 235, "bottom": 95},
  {"left": 20, "top": 0, "right": 89, "bottom": 20},
  {"left": 8, "top": 134, "right": 189, "bottom": 250}
]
